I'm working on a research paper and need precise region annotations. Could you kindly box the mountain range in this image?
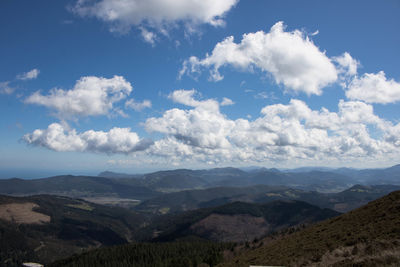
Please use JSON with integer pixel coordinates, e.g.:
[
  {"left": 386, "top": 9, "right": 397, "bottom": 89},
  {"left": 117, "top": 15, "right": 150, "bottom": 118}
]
[
  {"left": 1, "top": 165, "right": 400, "bottom": 266},
  {"left": 136, "top": 184, "right": 400, "bottom": 214},
  {"left": 1, "top": 164, "right": 400, "bottom": 199},
  {"left": 46, "top": 190, "right": 400, "bottom": 266}
]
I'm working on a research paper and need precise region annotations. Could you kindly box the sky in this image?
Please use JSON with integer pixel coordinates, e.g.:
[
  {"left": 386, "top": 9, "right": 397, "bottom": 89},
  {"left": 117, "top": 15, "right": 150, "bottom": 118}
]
[{"left": 1, "top": 0, "right": 400, "bottom": 178}]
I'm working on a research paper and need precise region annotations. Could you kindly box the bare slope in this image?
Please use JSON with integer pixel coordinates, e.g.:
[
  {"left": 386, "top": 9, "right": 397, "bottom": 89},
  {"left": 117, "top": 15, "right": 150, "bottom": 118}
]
[{"left": 0, "top": 203, "right": 50, "bottom": 224}]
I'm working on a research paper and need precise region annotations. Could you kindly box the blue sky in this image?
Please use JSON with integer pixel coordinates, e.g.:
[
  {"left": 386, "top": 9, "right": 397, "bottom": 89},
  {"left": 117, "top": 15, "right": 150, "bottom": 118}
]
[{"left": 1, "top": 0, "right": 400, "bottom": 178}]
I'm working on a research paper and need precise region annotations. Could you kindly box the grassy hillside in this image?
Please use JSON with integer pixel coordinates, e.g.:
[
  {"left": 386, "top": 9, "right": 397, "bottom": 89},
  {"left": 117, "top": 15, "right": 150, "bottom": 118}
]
[
  {"left": 219, "top": 190, "right": 400, "bottom": 266},
  {"left": 0, "top": 195, "right": 148, "bottom": 266}
]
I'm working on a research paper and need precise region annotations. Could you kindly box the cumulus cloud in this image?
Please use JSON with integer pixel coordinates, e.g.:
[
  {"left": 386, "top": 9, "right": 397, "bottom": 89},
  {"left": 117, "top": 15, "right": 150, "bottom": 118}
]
[
  {"left": 221, "top": 97, "right": 234, "bottom": 106},
  {"left": 179, "top": 21, "right": 338, "bottom": 95},
  {"left": 23, "top": 90, "right": 400, "bottom": 165},
  {"left": 333, "top": 52, "right": 359, "bottom": 77},
  {"left": 0, "top": 82, "right": 15, "bottom": 95},
  {"left": 17, "top": 69, "right": 40, "bottom": 80},
  {"left": 144, "top": 90, "right": 400, "bottom": 165},
  {"left": 72, "top": 0, "right": 238, "bottom": 41},
  {"left": 24, "top": 75, "right": 132, "bottom": 119},
  {"left": 346, "top": 71, "right": 400, "bottom": 104},
  {"left": 23, "top": 122, "right": 153, "bottom": 154},
  {"left": 146, "top": 89, "right": 234, "bottom": 149},
  {"left": 168, "top": 89, "right": 201, "bottom": 106},
  {"left": 125, "top": 98, "right": 152, "bottom": 111}
]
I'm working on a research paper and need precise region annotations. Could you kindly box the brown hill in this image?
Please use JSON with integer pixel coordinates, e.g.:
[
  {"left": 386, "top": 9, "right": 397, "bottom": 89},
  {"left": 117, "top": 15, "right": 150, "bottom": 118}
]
[{"left": 219, "top": 190, "right": 400, "bottom": 267}]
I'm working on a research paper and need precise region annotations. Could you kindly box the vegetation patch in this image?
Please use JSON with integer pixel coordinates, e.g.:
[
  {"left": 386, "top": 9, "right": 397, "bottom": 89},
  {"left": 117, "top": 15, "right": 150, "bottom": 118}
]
[
  {"left": 158, "top": 207, "right": 170, "bottom": 214},
  {"left": 66, "top": 203, "right": 94, "bottom": 211},
  {"left": 50, "top": 242, "right": 233, "bottom": 267}
]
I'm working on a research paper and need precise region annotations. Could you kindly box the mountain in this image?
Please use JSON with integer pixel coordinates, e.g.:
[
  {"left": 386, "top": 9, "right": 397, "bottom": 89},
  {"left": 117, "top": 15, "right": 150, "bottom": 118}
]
[
  {"left": 136, "top": 184, "right": 400, "bottom": 215},
  {"left": 137, "top": 200, "right": 340, "bottom": 243},
  {"left": 219, "top": 190, "right": 400, "bottom": 266},
  {"left": 47, "top": 200, "right": 339, "bottom": 266},
  {"left": 3, "top": 164, "right": 400, "bottom": 199},
  {"left": 324, "top": 184, "right": 400, "bottom": 212},
  {"left": 329, "top": 164, "right": 400, "bottom": 185},
  {"left": 0, "top": 175, "right": 160, "bottom": 200},
  {"left": 0, "top": 194, "right": 148, "bottom": 266},
  {"left": 96, "top": 166, "right": 360, "bottom": 192},
  {"left": 98, "top": 171, "right": 142, "bottom": 179},
  {"left": 132, "top": 167, "right": 248, "bottom": 191},
  {"left": 135, "top": 185, "right": 290, "bottom": 214}
]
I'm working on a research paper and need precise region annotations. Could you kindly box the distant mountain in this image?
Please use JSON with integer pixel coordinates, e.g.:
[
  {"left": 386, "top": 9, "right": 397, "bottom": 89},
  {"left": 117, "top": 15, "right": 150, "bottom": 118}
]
[
  {"left": 220, "top": 190, "right": 400, "bottom": 266},
  {"left": 0, "top": 194, "right": 148, "bottom": 265},
  {"left": 98, "top": 171, "right": 142, "bottom": 179},
  {"left": 0, "top": 175, "right": 160, "bottom": 200},
  {"left": 136, "top": 184, "right": 400, "bottom": 215},
  {"left": 104, "top": 165, "right": 383, "bottom": 193},
  {"left": 329, "top": 164, "right": 400, "bottom": 185},
  {"left": 135, "top": 185, "right": 290, "bottom": 214},
  {"left": 2, "top": 164, "right": 400, "bottom": 202},
  {"left": 137, "top": 200, "right": 340, "bottom": 243},
  {"left": 133, "top": 167, "right": 355, "bottom": 192}
]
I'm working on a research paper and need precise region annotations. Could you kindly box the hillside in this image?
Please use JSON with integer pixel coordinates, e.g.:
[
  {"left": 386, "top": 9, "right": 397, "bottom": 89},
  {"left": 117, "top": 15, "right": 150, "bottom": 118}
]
[
  {"left": 219, "top": 190, "right": 400, "bottom": 266},
  {"left": 0, "top": 195, "right": 148, "bottom": 266},
  {"left": 50, "top": 241, "right": 232, "bottom": 267},
  {"left": 137, "top": 200, "right": 340, "bottom": 242},
  {"left": 135, "top": 185, "right": 290, "bottom": 214}
]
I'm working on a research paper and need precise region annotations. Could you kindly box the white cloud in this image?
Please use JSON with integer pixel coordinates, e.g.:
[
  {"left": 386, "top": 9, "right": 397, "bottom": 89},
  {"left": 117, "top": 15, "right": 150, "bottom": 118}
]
[
  {"left": 23, "top": 122, "right": 153, "bottom": 154},
  {"left": 72, "top": 0, "right": 238, "bottom": 37},
  {"left": 125, "top": 98, "right": 152, "bottom": 111},
  {"left": 24, "top": 75, "right": 132, "bottom": 119},
  {"left": 180, "top": 21, "right": 338, "bottom": 95},
  {"left": 333, "top": 52, "right": 359, "bottom": 77},
  {"left": 346, "top": 71, "right": 400, "bottom": 104},
  {"left": 17, "top": 69, "right": 40, "bottom": 80},
  {"left": 0, "top": 82, "right": 15, "bottom": 95},
  {"left": 168, "top": 89, "right": 202, "bottom": 107},
  {"left": 146, "top": 89, "right": 234, "bottom": 149},
  {"left": 221, "top": 97, "right": 234, "bottom": 106},
  {"left": 23, "top": 90, "right": 400, "bottom": 166},
  {"left": 140, "top": 27, "right": 157, "bottom": 45},
  {"left": 144, "top": 91, "right": 400, "bottom": 166}
]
